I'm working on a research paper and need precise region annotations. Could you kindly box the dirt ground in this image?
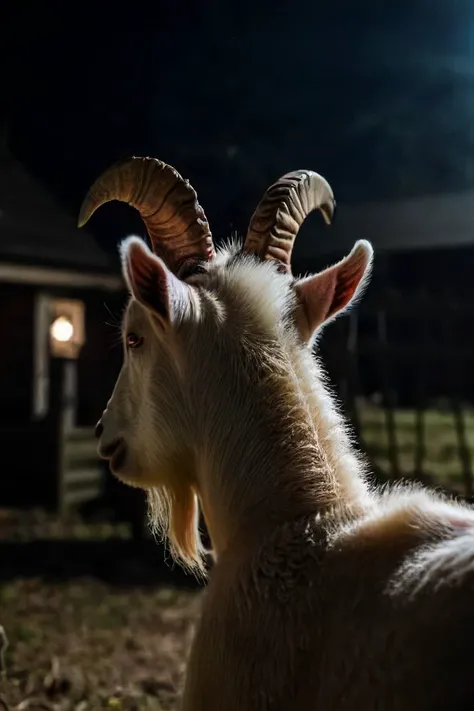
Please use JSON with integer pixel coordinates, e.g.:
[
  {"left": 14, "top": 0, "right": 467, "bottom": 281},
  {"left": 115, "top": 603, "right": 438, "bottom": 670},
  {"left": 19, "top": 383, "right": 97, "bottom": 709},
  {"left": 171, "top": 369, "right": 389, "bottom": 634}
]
[{"left": 0, "top": 578, "right": 202, "bottom": 710}]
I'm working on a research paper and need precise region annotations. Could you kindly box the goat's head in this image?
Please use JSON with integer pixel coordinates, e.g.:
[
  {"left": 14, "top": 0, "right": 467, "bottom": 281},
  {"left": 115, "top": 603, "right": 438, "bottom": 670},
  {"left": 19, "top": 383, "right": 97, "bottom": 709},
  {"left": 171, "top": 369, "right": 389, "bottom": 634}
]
[{"left": 79, "top": 157, "right": 373, "bottom": 573}]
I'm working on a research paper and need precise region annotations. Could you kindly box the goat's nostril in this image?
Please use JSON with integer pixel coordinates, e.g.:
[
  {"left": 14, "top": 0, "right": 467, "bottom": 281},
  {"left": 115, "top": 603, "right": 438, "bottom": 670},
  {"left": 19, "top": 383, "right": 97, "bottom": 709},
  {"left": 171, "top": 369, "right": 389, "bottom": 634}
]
[{"left": 94, "top": 420, "right": 103, "bottom": 439}]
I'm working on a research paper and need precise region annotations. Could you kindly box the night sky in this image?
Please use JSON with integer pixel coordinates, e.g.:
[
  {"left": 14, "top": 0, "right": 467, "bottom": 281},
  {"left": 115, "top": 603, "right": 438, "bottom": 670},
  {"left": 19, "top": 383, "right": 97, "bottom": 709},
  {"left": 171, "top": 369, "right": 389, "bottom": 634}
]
[{"left": 5, "top": 1, "right": 474, "bottom": 262}]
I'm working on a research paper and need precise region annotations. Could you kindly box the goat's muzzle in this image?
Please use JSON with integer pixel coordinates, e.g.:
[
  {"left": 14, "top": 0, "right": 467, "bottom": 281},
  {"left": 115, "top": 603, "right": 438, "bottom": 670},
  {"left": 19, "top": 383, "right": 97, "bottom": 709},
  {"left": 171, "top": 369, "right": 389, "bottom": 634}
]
[{"left": 95, "top": 411, "right": 126, "bottom": 465}]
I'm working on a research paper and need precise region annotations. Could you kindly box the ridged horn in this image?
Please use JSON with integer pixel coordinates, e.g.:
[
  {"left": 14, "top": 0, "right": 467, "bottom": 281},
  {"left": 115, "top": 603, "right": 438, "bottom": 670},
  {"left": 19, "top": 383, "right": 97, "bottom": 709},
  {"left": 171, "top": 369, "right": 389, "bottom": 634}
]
[
  {"left": 243, "top": 170, "right": 336, "bottom": 273},
  {"left": 78, "top": 156, "right": 214, "bottom": 272}
]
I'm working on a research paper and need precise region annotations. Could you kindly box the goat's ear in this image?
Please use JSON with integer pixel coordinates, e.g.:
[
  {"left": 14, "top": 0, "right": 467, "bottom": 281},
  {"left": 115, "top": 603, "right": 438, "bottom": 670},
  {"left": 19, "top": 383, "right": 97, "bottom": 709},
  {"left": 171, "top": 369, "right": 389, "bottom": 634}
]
[
  {"left": 121, "top": 237, "right": 191, "bottom": 329},
  {"left": 294, "top": 240, "right": 373, "bottom": 340}
]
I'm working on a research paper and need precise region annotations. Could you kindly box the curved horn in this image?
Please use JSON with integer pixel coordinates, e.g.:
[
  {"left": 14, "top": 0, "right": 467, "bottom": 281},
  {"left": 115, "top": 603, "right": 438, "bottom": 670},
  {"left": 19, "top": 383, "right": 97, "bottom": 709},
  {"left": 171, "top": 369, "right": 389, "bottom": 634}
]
[
  {"left": 78, "top": 156, "right": 214, "bottom": 272},
  {"left": 243, "top": 170, "right": 335, "bottom": 274}
]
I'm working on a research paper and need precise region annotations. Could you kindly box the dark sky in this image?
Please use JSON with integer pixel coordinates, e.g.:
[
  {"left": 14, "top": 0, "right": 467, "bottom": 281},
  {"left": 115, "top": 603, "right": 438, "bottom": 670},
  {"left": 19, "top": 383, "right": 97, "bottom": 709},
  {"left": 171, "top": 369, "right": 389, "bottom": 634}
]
[{"left": 5, "top": 0, "right": 474, "bottom": 258}]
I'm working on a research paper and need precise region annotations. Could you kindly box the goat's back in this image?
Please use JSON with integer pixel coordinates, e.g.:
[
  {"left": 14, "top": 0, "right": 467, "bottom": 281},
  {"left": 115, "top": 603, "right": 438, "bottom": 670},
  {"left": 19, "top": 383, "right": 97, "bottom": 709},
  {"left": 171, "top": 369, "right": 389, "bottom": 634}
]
[{"left": 183, "top": 498, "right": 474, "bottom": 710}]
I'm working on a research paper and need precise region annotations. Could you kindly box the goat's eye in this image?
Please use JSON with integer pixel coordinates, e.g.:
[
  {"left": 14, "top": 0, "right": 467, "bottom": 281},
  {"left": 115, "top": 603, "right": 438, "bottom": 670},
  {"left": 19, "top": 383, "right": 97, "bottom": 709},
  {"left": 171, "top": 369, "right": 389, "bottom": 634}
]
[{"left": 126, "top": 332, "right": 143, "bottom": 349}]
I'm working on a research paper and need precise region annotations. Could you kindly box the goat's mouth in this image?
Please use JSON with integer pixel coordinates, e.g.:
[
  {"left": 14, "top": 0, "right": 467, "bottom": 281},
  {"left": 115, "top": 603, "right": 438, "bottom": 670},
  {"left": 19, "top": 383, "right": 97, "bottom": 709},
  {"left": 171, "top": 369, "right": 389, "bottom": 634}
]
[
  {"left": 98, "top": 438, "right": 127, "bottom": 471},
  {"left": 110, "top": 442, "right": 127, "bottom": 473}
]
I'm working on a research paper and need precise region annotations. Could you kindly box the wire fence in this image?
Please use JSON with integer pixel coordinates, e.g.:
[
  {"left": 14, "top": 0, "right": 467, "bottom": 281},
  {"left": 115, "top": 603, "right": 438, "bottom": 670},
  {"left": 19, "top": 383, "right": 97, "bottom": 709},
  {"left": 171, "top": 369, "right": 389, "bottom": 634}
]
[{"left": 322, "top": 283, "right": 474, "bottom": 500}]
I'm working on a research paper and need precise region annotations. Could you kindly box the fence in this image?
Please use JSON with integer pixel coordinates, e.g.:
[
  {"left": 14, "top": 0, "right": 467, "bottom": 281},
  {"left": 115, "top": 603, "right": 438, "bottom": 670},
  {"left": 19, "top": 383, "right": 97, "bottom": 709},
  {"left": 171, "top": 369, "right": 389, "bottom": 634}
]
[
  {"left": 321, "top": 283, "right": 474, "bottom": 500},
  {"left": 58, "top": 425, "right": 104, "bottom": 513}
]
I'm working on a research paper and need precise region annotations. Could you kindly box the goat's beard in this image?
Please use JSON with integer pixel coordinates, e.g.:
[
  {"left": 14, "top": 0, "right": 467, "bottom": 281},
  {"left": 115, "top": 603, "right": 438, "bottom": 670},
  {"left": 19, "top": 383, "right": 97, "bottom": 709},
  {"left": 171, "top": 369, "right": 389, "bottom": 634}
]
[{"left": 147, "top": 482, "right": 208, "bottom": 579}]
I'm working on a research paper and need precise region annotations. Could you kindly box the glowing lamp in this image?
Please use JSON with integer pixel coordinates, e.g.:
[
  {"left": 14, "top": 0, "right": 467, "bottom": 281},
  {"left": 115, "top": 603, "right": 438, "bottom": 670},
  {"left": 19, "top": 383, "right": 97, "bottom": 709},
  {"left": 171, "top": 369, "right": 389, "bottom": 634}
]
[
  {"left": 50, "top": 316, "right": 74, "bottom": 343},
  {"left": 49, "top": 298, "right": 85, "bottom": 359}
]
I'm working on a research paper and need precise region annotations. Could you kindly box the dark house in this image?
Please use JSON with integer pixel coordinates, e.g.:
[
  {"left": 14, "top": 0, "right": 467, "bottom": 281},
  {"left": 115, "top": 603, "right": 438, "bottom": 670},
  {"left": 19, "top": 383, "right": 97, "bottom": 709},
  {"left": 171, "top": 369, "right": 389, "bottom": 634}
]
[{"left": 0, "top": 135, "right": 126, "bottom": 511}]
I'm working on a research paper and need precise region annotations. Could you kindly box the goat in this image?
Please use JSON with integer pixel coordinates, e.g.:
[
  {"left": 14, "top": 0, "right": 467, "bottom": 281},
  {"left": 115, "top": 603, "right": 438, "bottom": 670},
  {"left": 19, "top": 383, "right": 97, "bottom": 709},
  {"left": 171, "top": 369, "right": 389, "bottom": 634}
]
[{"left": 80, "top": 157, "right": 474, "bottom": 710}]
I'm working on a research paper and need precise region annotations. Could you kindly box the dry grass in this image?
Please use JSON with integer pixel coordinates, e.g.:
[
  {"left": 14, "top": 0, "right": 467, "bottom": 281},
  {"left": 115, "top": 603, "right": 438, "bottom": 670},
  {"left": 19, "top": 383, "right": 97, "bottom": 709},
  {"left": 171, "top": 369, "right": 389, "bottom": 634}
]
[
  {"left": 0, "top": 509, "right": 132, "bottom": 544},
  {"left": 0, "top": 579, "right": 202, "bottom": 710}
]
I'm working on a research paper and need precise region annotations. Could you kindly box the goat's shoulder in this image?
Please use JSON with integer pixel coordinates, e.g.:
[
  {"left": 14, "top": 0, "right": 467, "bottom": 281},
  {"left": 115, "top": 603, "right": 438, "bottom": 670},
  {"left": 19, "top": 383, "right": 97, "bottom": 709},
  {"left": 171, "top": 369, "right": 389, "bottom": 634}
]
[
  {"left": 334, "top": 483, "right": 474, "bottom": 608},
  {"left": 338, "top": 484, "right": 474, "bottom": 552}
]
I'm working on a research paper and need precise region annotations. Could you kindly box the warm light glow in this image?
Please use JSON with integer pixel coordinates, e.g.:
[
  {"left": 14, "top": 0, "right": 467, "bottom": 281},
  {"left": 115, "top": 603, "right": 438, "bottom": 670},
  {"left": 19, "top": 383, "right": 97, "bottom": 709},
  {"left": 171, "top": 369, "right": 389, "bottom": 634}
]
[{"left": 50, "top": 316, "right": 74, "bottom": 343}]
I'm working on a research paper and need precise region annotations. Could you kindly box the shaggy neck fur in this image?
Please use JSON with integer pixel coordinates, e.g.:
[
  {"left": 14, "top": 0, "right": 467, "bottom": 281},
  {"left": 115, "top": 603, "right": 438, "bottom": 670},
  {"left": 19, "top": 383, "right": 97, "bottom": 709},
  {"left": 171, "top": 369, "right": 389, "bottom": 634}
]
[{"left": 187, "top": 256, "right": 372, "bottom": 558}]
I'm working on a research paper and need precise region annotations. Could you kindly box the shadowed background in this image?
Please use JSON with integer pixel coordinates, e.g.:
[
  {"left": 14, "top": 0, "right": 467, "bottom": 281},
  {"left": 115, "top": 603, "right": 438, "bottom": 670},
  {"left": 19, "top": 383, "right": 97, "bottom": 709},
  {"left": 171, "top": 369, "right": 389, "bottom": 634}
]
[{"left": 2, "top": 2, "right": 474, "bottom": 708}]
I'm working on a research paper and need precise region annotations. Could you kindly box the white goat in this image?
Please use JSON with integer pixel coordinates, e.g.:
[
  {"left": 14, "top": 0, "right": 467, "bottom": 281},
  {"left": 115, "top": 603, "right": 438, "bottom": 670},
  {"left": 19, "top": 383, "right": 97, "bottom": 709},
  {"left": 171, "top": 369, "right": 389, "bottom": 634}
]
[{"left": 80, "top": 157, "right": 474, "bottom": 710}]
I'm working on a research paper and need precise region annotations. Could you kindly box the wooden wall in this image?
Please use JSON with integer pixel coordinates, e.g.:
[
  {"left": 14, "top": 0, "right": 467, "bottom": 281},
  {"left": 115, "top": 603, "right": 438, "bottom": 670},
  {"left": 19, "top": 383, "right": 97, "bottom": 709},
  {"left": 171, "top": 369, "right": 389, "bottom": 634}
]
[
  {"left": 0, "top": 283, "right": 35, "bottom": 423},
  {"left": 0, "top": 281, "right": 125, "bottom": 427}
]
